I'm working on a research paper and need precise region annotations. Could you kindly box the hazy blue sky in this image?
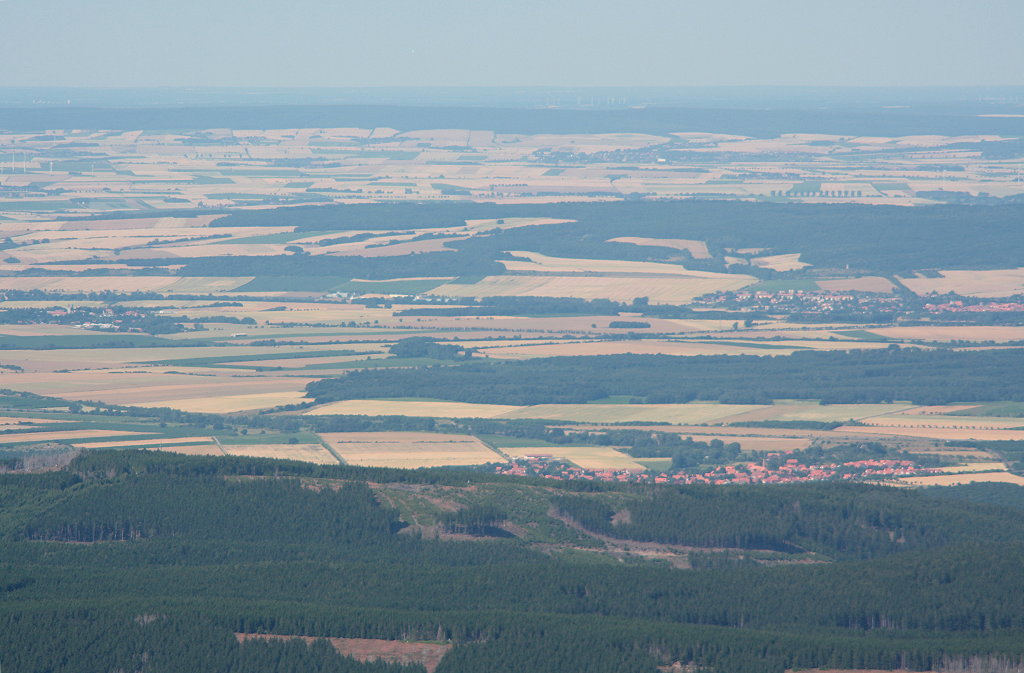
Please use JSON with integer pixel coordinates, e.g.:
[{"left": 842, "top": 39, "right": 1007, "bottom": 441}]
[{"left": 1, "top": 0, "right": 1021, "bottom": 88}]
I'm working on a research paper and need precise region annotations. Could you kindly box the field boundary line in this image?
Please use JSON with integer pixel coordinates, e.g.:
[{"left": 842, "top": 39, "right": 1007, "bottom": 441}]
[
  {"left": 317, "top": 436, "right": 346, "bottom": 465},
  {"left": 211, "top": 436, "right": 229, "bottom": 456}
]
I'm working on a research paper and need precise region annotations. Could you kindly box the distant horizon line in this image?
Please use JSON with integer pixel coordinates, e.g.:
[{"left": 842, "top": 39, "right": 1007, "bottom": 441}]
[{"left": 2, "top": 84, "right": 1023, "bottom": 90}]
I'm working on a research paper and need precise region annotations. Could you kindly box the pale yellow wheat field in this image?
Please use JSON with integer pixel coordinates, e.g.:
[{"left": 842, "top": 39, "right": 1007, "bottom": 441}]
[
  {"left": 320, "top": 432, "right": 504, "bottom": 469},
  {"left": 502, "top": 445, "right": 646, "bottom": 471},
  {"left": 221, "top": 443, "right": 339, "bottom": 464}
]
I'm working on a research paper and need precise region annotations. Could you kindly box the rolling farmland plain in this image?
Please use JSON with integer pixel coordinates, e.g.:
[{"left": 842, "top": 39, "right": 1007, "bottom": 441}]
[{"left": 1, "top": 96, "right": 1024, "bottom": 673}]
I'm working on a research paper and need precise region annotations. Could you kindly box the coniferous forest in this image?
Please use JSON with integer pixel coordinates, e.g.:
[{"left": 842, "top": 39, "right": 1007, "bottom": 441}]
[{"left": 2, "top": 451, "right": 1024, "bottom": 673}]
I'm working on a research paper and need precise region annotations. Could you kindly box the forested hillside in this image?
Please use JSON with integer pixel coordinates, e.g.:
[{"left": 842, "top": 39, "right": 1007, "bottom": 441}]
[
  {"left": 2, "top": 451, "right": 1023, "bottom": 673},
  {"left": 308, "top": 348, "right": 1024, "bottom": 406},
  {"left": 111, "top": 200, "right": 1024, "bottom": 276}
]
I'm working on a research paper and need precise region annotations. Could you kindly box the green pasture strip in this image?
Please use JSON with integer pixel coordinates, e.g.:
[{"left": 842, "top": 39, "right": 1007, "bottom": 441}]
[
  {"left": 833, "top": 330, "right": 890, "bottom": 342},
  {"left": 0, "top": 334, "right": 194, "bottom": 349},
  {"left": 0, "top": 394, "right": 62, "bottom": 410},
  {"left": 297, "top": 357, "right": 446, "bottom": 370},
  {"left": 144, "top": 348, "right": 364, "bottom": 367},
  {"left": 0, "top": 433, "right": 156, "bottom": 447},
  {"left": 225, "top": 231, "right": 327, "bottom": 245},
  {"left": 216, "top": 432, "right": 322, "bottom": 445},
  {"left": 331, "top": 279, "right": 448, "bottom": 294},
  {"left": 692, "top": 340, "right": 807, "bottom": 350},
  {"left": 947, "top": 402, "right": 1024, "bottom": 417},
  {"left": 237, "top": 276, "right": 350, "bottom": 292}
]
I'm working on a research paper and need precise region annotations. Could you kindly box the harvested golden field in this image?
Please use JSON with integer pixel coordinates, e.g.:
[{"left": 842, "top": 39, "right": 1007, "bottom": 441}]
[
  {"left": 899, "top": 405, "right": 982, "bottom": 414},
  {"left": 817, "top": 277, "right": 897, "bottom": 293},
  {"left": 306, "top": 399, "right": 519, "bottom": 418},
  {"left": 52, "top": 215, "right": 224, "bottom": 230},
  {"left": 721, "top": 403, "right": 914, "bottom": 424},
  {"left": 751, "top": 253, "right": 810, "bottom": 271},
  {"left": 0, "top": 276, "right": 253, "bottom": 294},
  {"left": 867, "top": 325, "right": 1024, "bottom": 343},
  {"left": 836, "top": 425, "right": 1024, "bottom": 441},
  {"left": 2, "top": 370, "right": 312, "bottom": 409},
  {"left": 898, "top": 268, "right": 1024, "bottom": 297},
  {"left": 0, "top": 429, "right": 152, "bottom": 444},
  {"left": 0, "top": 276, "right": 181, "bottom": 292},
  {"left": 930, "top": 462, "right": 1009, "bottom": 473},
  {"left": 861, "top": 414, "right": 1024, "bottom": 429},
  {"left": 221, "top": 443, "right": 339, "bottom": 464},
  {"left": 898, "top": 472, "right": 1024, "bottom": 486},
  {"left": 606, "top": 237, "right": 712, "bottom": 259},
  {"left": 502, "top": 445, "right": 646, "bottom": 471},
  {"left": 502, "top": 403, "right": 763, "bottom": 425},
  {"left": 0, "top": 324, "right": 92, "bottom": 337},
  {"left": 499, "top": 251, "right": 741, "bottom": 277},
  {"left": 7, "top": 345, "right": 325, "bottom": 372},
  {"left": 429, "top": 274, "right": 755, "bottom": 304},
  {"left": 762, "top": 340, "right": 900, "bottom": 352},
  {"left": 134, "top": 391, "right": 311, "bottom": 413},
  {"left": 319, "top": 432, "right": 504, "bottom": 469}
]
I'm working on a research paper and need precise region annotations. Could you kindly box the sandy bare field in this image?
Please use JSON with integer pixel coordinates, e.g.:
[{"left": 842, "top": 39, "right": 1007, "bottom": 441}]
[
  {"left": 898, "top": 472, "right": 1024, "bottom": 486},
  {"left": 221, "top": 443, "right": 339, "bottom": 464},
  {"left": 721, "top": 403, "right": 914, "bottom": 424},
  {"left": 868, "top": 325, "right": 1024, "bottom": 343},
  {"left": 319, "top": 431, "right": 504, "bottom": 469},
  {"left": 929, "top": 462, "right": 1009, "bottom": 473},
  {"left": 607, "top": 237, "right": 712, "bottom": 259},
  {"left": 861, "top": 414, "right": 1024, "bottom": 429},
  {"left": 502, "top": 445, "right": 646, "bottom": 471},
  {"left": 0, "top": 429, "right": 153, "bottom": 444},
  {"left": 899, "top": 268, "right": 1024, "bottom": 297},
  {"left": 499, "top": 251, "right": 746, "bottom": 277},
  {"left": 837, "top": 425, "right": 1024, "bottom": 441},
  {"left": 133, "top": 391, "right": 312, "bottom": 413},
  {"left": 897, "top": 405, "right": 982, "bottom": 414},
  {"left": 751, "top": 253, "right": 810, "bottom": 271}
]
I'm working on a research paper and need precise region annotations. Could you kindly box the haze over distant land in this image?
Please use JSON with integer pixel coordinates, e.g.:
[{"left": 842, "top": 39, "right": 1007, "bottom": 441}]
[{"left": 0, "top": 0, "right": 1021, "bottom": 88}]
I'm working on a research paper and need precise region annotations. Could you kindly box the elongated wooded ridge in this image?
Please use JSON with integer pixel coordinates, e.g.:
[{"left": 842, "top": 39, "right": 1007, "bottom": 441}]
[
  {"left": 112, "top": 200, "right": 1024, "bottom": 276},
  {"left": 307, "top": 348, "right": 1024, "bottom": 406},
  {"left": 1, "top": 451, "right": 1023, "bottom": 673}
]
